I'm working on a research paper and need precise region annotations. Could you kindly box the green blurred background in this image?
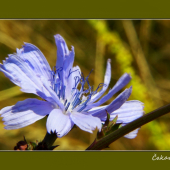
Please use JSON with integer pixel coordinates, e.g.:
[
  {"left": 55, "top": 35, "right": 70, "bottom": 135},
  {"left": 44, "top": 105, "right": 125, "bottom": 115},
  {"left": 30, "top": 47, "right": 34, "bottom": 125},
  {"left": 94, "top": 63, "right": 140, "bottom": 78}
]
[{"left": 0, "top": 20, "right": 170, "bottom": 150}]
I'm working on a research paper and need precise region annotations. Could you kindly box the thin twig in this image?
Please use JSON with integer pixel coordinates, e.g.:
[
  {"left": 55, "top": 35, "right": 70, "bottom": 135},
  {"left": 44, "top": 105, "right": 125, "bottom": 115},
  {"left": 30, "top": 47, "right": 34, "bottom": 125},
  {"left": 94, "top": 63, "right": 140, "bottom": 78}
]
[{"left": 86, "top": 103, "right": 170, "bottom": 150}]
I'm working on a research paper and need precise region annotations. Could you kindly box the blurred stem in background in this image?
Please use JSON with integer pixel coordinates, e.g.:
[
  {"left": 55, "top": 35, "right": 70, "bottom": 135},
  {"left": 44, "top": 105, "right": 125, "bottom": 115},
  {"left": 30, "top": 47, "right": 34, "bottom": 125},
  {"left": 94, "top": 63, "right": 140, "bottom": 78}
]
[
  {"left": 139, "top": 20, "right": 152, "bottom": 59},
  {"left": 90, "top": 29, "right": 106, "bottom": 144},
  {"left": 0, "top": 86, "right": 22, "bottom": 102},
  {"left": 122, "top": 20, "right": 162, "bottom": 107}
]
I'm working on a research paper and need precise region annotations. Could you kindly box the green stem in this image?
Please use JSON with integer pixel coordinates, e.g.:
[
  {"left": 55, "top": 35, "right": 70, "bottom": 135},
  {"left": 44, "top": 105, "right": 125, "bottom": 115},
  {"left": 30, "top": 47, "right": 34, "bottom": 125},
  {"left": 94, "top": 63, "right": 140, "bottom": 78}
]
[
  {"left": 42, "top": 132, "right": 58, "bottom": 148},
  {"left": 86, "top": 104, "right": 170, "bottom": 150}
]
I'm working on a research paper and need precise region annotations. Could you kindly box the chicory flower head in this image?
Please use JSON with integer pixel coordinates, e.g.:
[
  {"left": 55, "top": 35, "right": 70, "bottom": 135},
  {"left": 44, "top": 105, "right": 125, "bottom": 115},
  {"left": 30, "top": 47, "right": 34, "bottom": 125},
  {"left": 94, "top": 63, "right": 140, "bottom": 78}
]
[{"left": 0, "top": 34, "right": 144, "bottom": 138}]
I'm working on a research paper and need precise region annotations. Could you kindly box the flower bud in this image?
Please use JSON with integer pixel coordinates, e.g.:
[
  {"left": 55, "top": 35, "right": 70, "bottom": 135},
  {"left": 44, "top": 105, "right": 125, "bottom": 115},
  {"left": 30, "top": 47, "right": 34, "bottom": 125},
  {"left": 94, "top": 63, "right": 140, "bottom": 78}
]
[{"left": 14, "top": 140, "right": 28, "bottom": 150}]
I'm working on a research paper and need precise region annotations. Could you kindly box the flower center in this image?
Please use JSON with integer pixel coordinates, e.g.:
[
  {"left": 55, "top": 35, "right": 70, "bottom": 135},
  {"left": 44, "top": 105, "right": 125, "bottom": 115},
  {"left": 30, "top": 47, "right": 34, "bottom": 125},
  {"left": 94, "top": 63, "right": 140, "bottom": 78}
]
[{"left": 52, "top": 67, "right": 104, "bottom": 114}]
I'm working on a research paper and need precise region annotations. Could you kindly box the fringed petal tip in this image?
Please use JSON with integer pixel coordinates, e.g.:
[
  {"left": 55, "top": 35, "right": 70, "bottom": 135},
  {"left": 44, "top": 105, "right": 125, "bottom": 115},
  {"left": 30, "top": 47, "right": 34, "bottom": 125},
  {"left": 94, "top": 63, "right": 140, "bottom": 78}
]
[
  {"left": 71, "top": 46, "right": 74, "bottom": 53},
  {"left": 0, "top": 98, "right": 54, "bottom": 130},
  {"left": 107, "top": 58, "right": 111, "bottom": 63},
  {"left": 15, "top": 42, "right": 36, "bottom": 55},
  {"left": 54, "top": 34, "right": 65, "bottom": 43},
  {"left": 125, "top": 72, "right": 132, "bottom": 79}
]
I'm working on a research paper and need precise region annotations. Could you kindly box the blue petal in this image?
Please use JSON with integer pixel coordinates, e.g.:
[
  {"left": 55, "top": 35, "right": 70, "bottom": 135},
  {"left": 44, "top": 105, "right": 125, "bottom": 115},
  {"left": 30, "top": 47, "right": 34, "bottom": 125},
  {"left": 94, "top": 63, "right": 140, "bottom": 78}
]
[
  {"left": 0, "top": 56, "right": 41, "bottom": 94},
  {"left": 54, "top": 34, "right": 69, "bottom": 69},
  {"left": 85, "top": 73, "right": 131, "bottom": 111},
  {"left": 109, "top": 100, "right": 144, "bottom": 123},
  {"left": 90, "top": 59, "right": 111, "bottom": 103},
  {"left": 61, "top": 46, "right": 75, "bottom": 92},
  {"left": 18, "top": 43, "right": 52, "bottom": 83},
  {"left": 0, "top": 52, "right": 49, "bottom": 96},
  {"left": 54, "top": 34, "right": 75, "bottom": 90},
  {"left": 89, "top": 87, "right": 132, "bottom": 118},
  {"left": 46, "top": 109, "right": 74, "bottom": 138},
  {"left": 70, "top": 112, "right": 102, "bottom": 133},
  {"left": 0, "top": 53, "right": 64, "bottom": 109},
  {"left": 63, "top": 46, "right": 75, "bottom": 77},
  {"left": 0, "top": 98, "right": 54, "bottom": 130},
  {"left": 110, "top": 100, "right": 143, "bottom": 138},
  {"left": 90, "top": 100, "right": 144, "bottom": 139}
]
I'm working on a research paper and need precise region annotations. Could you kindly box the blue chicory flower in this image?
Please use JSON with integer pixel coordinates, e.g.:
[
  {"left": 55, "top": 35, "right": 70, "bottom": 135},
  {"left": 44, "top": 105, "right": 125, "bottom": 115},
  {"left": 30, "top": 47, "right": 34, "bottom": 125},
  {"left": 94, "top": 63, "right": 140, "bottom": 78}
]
[{"left": 0, "top": 34, "right": 144, "bottom": 138}]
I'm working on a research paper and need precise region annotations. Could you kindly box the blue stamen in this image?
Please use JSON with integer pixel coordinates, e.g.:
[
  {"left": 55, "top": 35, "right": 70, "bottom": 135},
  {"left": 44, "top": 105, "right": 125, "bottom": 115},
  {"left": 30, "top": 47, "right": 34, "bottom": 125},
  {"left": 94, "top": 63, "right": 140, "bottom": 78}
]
[
  {"left": 79, "top": 69, "right": 93, "bottom": 94},
  {"left": 73, "top": 76, "right": 80, "bottom": 89},
  {"left": 93, "top": 83, "right": 105, "bottom": 95},
  {"left": 56, "top": 67, "right": 63, "bottom": 80},
  {"left": 79, "top": 74, "right": 86, "bottom": 92},
  {"left": 64, "top": 99, "right": 67, "bottom": 106},
  {"left": 53, "top": 67, "right": 105, "bottom": 113},
  {"left": 58, "top": 90, "right": 61, "bottom": 99},
  {"left": 77, "top": 105, "right": 86, "bottom": 112},
  {"left": 61, "top": 85, "right": 66, "bottom": 100},
  {"left": 67, "top": 68, "right": 79, "bottom": 78},
  {"left": 86, "top": 69, "right": 93, "bottom": 79},
  {"left": 65, "top": 102, "right": 70, "bottom": 111},
  {"left": 72, "top": 98, "right": 81, "bottom": 109},
  {"left": 54, "top": 83, "right": 58, "bottom": 94},
  {"left": 72, "top": 91, "right": 80, "bottom": 107},
  {"left": 77, "top": 94, "right": 92, "bottom": 112}
]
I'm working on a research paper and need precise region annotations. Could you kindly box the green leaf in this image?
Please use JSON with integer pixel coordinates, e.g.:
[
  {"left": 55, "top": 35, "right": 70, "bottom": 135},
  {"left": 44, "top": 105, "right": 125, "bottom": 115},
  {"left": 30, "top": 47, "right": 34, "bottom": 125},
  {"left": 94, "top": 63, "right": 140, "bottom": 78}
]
[{"left": 30, "top": 142, "right": 38, "bottom": 149}]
